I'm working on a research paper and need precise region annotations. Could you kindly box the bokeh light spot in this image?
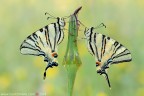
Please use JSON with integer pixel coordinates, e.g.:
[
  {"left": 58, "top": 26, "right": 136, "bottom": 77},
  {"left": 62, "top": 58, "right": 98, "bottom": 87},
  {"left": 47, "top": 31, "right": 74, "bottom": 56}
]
[
  {"left": 97, "top": 92, "right": 107, "bottom": 96},
  {"left": 0, "top": 75, "right": 11, "bottom": 90},
  {"left": 46, "top": 67, "right": 59, "bottom": 78},
  {"left": 137, "top": 70, "right": 144, "bottom": 85}
]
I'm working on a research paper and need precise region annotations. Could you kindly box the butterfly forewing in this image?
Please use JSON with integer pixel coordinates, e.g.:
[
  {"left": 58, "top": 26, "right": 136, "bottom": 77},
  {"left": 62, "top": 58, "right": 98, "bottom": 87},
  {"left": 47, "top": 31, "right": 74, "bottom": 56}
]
[{"left": 20, "top": 21, "right": 64, "bottom": 56}]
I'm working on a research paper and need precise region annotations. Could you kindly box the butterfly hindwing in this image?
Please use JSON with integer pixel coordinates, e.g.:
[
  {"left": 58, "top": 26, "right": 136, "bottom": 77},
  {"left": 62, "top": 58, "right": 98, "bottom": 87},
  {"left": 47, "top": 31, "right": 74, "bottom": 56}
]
[{"left": 20, "top": 20, "right": 64, "bottom": 57}]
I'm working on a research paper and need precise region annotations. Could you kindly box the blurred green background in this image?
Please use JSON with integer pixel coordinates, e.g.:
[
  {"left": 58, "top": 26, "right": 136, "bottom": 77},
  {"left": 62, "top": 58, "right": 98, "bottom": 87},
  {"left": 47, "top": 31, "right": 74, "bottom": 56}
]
[{"left": 0, "top": 0, "right": 144, "bottom": 96}]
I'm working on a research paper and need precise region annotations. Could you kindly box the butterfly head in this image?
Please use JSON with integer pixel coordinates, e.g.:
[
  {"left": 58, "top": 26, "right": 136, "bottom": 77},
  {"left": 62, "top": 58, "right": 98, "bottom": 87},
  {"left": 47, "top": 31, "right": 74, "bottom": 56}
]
[{"left": 57, "top": 17, "right": 66, "bottom": 27}]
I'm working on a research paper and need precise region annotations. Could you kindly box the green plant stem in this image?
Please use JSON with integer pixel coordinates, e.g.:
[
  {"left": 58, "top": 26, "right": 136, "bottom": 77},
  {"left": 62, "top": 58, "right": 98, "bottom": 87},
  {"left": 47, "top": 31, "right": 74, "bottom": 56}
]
[
  {"left": 63, "top": 7, "right": 82, "bottom": 96},
  {"left": 66, "top": 64, "right": 78, "bottom": 96}
]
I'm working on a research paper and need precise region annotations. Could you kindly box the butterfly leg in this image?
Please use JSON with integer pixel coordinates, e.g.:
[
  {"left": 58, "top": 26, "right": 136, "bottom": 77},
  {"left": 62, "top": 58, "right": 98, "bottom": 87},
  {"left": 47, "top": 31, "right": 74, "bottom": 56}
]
[{"left": 43, "top": 62, "right": 58, "bottom": 80}]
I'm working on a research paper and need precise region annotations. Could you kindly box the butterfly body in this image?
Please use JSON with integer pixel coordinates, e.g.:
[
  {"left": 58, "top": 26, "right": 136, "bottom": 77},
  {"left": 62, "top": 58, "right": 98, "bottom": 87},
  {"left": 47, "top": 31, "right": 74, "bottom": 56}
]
[
  {"left": 20, "top": 17, "right": 65, "bottom": 79},
  {"left": 84, "top": 27, "right": 132, "bottom": 88}
]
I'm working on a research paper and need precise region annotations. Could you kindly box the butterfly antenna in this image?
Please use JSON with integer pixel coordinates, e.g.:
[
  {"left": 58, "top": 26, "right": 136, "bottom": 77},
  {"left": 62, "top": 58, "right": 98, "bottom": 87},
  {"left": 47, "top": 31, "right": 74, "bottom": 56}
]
[
  {"left": 104, "top": 72, "right": 111, "bottom": 89},
  {"left": 45, "top": 12, "right": 57, "bottom": 20},
  {"left": 94, "top": 23, "right": 106, "bottom": 29},
  {"left": 45, "top": 12, "right": 56, "bottom": 18}
]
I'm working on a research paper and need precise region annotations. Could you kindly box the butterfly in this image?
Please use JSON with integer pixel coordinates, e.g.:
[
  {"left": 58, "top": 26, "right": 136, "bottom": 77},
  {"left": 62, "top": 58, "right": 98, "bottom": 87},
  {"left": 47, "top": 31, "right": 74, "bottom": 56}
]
[
  {"left": 84, "top": 26, "right": 132, "bottom": 88},
  {"left": 20, "top": 17, "right": 66, "bottom": 79}
]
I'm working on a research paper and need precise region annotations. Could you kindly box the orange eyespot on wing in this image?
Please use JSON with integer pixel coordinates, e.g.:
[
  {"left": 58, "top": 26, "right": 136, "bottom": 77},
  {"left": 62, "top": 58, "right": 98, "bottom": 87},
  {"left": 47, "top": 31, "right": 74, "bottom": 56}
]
[
  {"left": 51, "top": 52, "right": 58, "bottom": 58},
  {"left": 96, "top": 61, "right": 101, "bottom": 66}
]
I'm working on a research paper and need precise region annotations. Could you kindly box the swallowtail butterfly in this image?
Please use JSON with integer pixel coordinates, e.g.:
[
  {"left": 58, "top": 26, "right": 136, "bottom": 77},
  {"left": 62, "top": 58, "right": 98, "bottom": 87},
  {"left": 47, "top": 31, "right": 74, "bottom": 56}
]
[
  {"left": 20, "top": 17, "right": 65, "bottom": 79},
  {"left": 84, "top": 27, "right": 132, "bottom": 88}
]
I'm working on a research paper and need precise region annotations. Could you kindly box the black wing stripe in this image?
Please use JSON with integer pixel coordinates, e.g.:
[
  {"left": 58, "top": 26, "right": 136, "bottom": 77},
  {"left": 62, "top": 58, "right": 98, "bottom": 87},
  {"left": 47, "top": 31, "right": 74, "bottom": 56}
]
[
  {"left": 56, "top": 17, "right": 64, "bottom": 44},
  {"left": 94, "top": 33, "right": 100, "bottom": 61},
  {"left": 114, "top": 44, "right": 123, "bottom": 53},
  {"left": 39, "top": 36, "right": 44, "bottom": 47},
  {"left": 22, "top": 53, "right": 43, "bottom": 56},
  {"left": 27, "top": 36, "right": 35, "bottom": 42},
  {"left": 21, "top": 46, "right": 45, "bottom": 57},
  {"left": 103, "top": 38, "right": 107, "bottom": 56},
  {"left": 45, "top": 25, "right": 52, "bottom": 48},
  {"left": 21, "top": 46, "right": 41, "bottom": 52},
  {"left": 101, "top": 35, "right": 105, "bottom": 59},
  {"left": 89, "top": 29, "right": 93, "bottom": 42},
  {"left": 112, "top": 52, "right": 131, "bottom": 59},
  {"left": 115, "top": 49, "right": 127, "bottom": 56},
  {"left": 112, "top": 41, "right": 119, "bottom": 52},
  {"left": 112, "top": 59, "right": 132, "bottom": 64},
  {"left": 53, "top": 23, "right": 57, "bottom": 51},
  {"left": 89, "top": 42, "right": 95, "bottom": 55},
  {"left": 34, "top": 43, "right": 42, "bottom": 50},
  {"left": 59, "top": 31, "right": 64, "bottom": 44},
  {"left": 57, "top": 22, "right": 61, "bottom": 44},
  {"left": 32, "top": 33, "right": 38, "bottom": 40},
  {"left": 112, "top": 49, "right": 130, "bottom": 59},
  {"left": 111, "top": 43, "right": 122, "bottom": 58},
  {"left": 57, "top": 27, "right": 64, "bottom": 45},
  {"left": 114, "top": 41, "right": 119, "bottom": 47},
  {"left": 44, "top": 29, "right": 49, "bottom": 46},
  {"left": 22, "top": 42, "right": 36, "bottom": 49}
]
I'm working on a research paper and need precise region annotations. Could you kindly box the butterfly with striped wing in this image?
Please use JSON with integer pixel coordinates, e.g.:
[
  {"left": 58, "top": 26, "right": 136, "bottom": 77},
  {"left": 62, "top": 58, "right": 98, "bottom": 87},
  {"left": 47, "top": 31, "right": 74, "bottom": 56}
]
[
  {"left": 20, "top": 17, "right": 65, "bottom": 79},
  {"left": 84, "top": 27, "right": 132, "bottom": 88}
]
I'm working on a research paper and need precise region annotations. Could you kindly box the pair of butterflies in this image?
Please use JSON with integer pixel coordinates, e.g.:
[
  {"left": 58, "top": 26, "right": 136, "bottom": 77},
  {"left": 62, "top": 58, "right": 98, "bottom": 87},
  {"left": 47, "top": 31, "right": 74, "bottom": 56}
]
[{"left": 20, "top": 15, "right": 132, "bottom": 88}]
